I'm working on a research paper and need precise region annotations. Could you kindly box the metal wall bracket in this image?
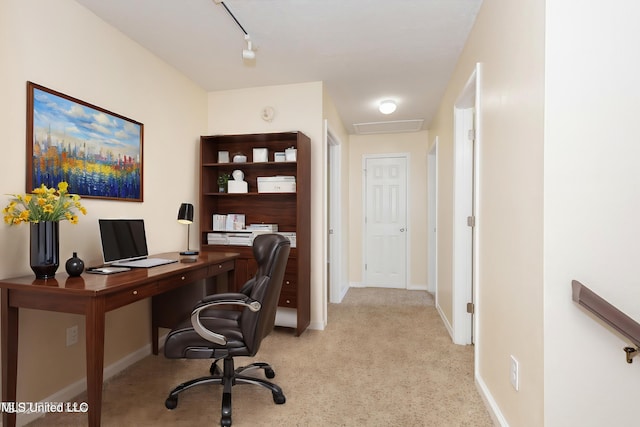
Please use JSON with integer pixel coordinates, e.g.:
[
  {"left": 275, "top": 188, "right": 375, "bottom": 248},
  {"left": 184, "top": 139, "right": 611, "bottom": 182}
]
[{"left": 624, "top": 346, "right": 639, "bottom": 364}]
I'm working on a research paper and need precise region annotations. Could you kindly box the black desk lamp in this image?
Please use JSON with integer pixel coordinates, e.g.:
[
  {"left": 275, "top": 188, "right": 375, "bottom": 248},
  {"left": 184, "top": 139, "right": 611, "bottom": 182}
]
[{"left": 177, "top": 203, "right": 199, "bottom": 256}]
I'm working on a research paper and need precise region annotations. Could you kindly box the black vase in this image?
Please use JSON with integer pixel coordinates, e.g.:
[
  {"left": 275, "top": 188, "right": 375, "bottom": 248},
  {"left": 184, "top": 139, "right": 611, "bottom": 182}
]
[
  {"left": 29, "top": 221, "right": 60, "bottom": 279},
  {"left": 65, "top": 252, "right": 85, "bottom": 277}
]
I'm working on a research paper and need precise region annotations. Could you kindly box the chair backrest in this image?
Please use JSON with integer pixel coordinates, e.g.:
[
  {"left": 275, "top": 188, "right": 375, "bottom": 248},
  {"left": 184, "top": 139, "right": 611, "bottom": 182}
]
[{"left": 240, "top": 233, "right": 291, "bottom": 355}]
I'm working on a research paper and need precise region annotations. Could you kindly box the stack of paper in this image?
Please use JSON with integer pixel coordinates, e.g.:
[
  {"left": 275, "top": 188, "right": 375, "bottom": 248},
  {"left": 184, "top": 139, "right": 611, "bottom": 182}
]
[
  {"left": 227, "top": 233, "right": 253, "bottom": 246},
  {"left": 207, "top": 233, "right": 229, "bottom": 245},
  {"left": 247, "top": 223, "right": 279, "bottom": 231}
]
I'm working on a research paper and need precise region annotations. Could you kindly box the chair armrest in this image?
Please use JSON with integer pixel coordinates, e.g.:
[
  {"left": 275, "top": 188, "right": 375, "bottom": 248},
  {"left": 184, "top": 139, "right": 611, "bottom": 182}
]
[
  {"left": 198, "top": 292, "right": 260, "bottom": 308},
  {"left": 190, "top": 293, "right": 262, "bottom": 345}
]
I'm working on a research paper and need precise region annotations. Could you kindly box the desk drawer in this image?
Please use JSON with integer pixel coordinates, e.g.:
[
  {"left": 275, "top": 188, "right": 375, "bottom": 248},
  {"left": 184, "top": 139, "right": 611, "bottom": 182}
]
[
  {"left": 208, "top": 260, "right": 234, "bottom": 276},
  {"left": 279, "top": 290, "right": 297, "bottom": 308},
  {"left": 282, "top": 269, "right": 297, "bottom": 293},
  {"left": 107, "top": 281, "right": 158, "bottom": 309},
  {"left": 157, "top": 267, "right": 208, "bottom": 293}
]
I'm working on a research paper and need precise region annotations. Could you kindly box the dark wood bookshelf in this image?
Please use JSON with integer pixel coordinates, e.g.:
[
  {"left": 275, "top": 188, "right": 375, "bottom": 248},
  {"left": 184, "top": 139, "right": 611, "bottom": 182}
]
[{"left": 199, "top": 132, "right": 311, "bottom": 335}]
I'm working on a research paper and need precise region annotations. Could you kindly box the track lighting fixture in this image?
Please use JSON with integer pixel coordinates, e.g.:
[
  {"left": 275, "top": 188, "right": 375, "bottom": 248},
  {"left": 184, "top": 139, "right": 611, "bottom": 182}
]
[{"left": 214, "top": 0, "right": 255, "bottom": 61}]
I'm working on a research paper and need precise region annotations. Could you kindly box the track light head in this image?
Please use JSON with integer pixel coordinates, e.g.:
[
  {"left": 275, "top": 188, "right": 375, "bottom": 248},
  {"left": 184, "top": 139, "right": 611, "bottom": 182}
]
[{"left": 243, "top": 34, "right": 255, "bottom": 60}]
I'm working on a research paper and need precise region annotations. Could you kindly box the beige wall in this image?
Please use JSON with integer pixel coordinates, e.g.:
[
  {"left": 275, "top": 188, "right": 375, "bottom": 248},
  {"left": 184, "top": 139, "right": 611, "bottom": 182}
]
[
  {"left": 432, "top": 0, "right": 640, "bottom": 424},
  {"left": 207, "top": 82, "right": 328, "bottom": 329},
  {"left": 429, "top": 0, "right": 545, "bottom": 424},
  {"left": 0, "top": 0, "right": 206, "bottom": 406},
  {"left": 348, "top": 131, "right": 429, "bottom": 289},
  {"left": 544, "top": 0, "right": 640, "bottom": 425}
]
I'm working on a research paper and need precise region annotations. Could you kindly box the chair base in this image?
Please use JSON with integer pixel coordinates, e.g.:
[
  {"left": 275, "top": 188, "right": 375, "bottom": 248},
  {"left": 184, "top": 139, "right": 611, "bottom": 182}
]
[{"left": 165, "top": 356, "right": 286, "bottom": 427}]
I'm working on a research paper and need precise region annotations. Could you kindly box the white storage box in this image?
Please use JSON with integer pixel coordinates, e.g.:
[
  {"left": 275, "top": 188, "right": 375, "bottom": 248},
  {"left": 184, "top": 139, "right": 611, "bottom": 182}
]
[
  {"left": 218, "top": 151, "right": 229, "bottom": 163},
  {"left": 285, "top": 147, "right": 297, "bottom": 161},
  {"left": 227, "top": 180, "right": 248, "bottom": 193},
  {"left": 257, "top": 176, "right": 296, "bottom": 193},
  {"left": 253, "top": 148, "right": 268, "bottom": 162}
]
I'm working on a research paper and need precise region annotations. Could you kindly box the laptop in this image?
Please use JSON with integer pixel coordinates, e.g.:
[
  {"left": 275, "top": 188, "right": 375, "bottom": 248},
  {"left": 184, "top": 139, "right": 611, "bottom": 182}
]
[{"left": 98, "top": 219, "right": 177, "bottom": 268}]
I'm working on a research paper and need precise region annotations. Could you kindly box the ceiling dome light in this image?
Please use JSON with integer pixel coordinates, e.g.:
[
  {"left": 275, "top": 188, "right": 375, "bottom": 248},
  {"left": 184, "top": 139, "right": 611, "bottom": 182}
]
[{"left": 379, "top": 100, "right": 397, "bottom": 114}]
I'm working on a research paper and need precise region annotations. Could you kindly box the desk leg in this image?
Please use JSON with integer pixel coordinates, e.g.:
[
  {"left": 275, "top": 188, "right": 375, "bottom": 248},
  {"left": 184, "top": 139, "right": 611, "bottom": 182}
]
[
  {"left": 86, "top": 297, "right": 106, "bottom": 427},
  {"left": 1, "top": 289, "right": 18, "bottom": 427},
  {"left": 151, "top": 304, "right": 159, "bottom": 355},
  {"left": 228, "top": 269, "right": 236, "bottom": 293}
]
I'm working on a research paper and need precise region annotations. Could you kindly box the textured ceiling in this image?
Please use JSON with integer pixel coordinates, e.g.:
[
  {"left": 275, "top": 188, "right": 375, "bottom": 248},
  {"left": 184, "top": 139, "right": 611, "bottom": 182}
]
[{"left": 74, "top": 0, "right": 482, "bottom": 134}]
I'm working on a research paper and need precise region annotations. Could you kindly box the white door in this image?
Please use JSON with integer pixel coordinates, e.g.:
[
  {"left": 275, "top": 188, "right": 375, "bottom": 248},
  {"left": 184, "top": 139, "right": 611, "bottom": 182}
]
[
  {"left": 363, "top": 155, "right": 408, "bottom": 288},
  {"left": 327, "top": 126, "right": 346, "bottom": 303},
  {"left": 452, "top": 64, "right": 480, "bottom": 345},
  {"left": 454, "top": 108, "right": 474, "bottom": 344}
]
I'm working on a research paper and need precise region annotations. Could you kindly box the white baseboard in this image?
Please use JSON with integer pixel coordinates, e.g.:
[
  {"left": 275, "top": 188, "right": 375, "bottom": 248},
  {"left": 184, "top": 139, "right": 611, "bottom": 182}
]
[
  {"left": 308, "top": 320, "right": 325, "bottom": 331},
  {"left": 349, "top": 282, "right": 427, "bottom": 291},
  {"left": 337, "top": 284, "right": 350, "bottom": 302},
  {"left": 436, "top": 302, "right": 455, "bottom": 341},
  {"left": 475, "top": 373, "right": 509, "bottom": 426},
  {"left": 14, "top": 336, "right": 168, "bottom": 427}
]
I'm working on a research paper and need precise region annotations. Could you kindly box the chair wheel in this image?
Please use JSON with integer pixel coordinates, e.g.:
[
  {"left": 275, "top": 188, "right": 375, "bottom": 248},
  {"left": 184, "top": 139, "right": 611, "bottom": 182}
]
[
  {"left": 273, "top": 393, "right": 286, "bottom": 404},
  {"left": 264, "top": 367, "right": 275, "bottom": 379},
  {"left": 221, "top": 415, "right": 232, "bottom": 426},
  {"left": 165, "top": 396, "right": 178, "bottom": 410}
]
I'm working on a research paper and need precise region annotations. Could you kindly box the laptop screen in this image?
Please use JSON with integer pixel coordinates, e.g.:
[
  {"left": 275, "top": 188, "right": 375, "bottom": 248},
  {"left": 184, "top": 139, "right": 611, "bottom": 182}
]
[{"left": 99, "top": 219, "right": 149, "bottom": 264}]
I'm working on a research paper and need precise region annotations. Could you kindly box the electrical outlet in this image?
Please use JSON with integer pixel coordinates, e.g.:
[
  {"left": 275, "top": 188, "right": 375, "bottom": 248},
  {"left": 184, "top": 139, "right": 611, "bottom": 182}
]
[
  {"left": 66, "top": 325, "right": 78, "bottom": 347},
  {"left": 510, "top": 355, "right": 519, "bottom": 391}
]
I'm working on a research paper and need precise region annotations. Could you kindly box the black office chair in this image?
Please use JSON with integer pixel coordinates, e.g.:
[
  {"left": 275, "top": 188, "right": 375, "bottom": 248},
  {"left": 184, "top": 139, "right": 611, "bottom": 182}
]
[{"left": 163, "top": 234, "right": 291, "bottom": 427}]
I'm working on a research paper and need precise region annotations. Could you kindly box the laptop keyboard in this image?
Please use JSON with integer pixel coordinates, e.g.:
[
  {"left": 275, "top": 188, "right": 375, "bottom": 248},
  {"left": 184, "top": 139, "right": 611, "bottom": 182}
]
[{"left": 113, "top": 258, "right": 177, "bottom": 268}]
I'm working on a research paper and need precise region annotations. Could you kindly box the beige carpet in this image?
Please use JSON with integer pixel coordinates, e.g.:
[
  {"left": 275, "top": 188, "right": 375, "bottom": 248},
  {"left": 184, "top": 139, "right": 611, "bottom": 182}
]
[{"left": 28, "top": 288, "right": 493, "bottom": 426}]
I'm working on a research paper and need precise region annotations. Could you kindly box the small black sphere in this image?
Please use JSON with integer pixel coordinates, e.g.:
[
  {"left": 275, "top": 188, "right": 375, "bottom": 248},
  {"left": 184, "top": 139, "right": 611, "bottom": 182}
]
[{"left": 65, "top": 252, "right": 85, "bottom": 276}]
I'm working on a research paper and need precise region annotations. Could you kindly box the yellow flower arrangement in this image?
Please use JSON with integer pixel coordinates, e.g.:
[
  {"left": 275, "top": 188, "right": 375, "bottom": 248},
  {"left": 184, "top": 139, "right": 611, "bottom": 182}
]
[{"left": 3, "top": 182, "right": 87, "bottom": 225}]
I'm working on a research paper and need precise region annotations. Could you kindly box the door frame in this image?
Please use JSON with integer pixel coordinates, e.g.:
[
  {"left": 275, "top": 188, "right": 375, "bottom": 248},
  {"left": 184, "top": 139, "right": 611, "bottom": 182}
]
[
  {"left": 326, "top": 123, "right": 347, "bottom": 303},
  {"left": 362, "top": 152, "right": 410, "bottom": 288},
  {"left": 452, "top": 63, "right": 481, "bottom": 346},
  {"left": 427, "top": 137, "right": 439, "bottom": 296}
]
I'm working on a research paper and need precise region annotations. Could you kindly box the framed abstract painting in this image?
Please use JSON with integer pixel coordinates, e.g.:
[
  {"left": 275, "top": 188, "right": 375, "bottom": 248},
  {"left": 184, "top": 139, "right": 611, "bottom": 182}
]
[{"left": 26, "top": 81, "right": 144, "bottom": 201}]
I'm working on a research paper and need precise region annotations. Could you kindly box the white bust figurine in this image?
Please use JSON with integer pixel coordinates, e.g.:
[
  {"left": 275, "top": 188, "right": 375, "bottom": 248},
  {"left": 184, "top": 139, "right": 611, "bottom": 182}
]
[{"left": 227, "top": 169, "right": 248, "bottom": 193}]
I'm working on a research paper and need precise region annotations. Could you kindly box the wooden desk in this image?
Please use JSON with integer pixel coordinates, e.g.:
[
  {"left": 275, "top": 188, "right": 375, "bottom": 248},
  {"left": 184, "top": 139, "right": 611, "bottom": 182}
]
[{"left": 0, "top": 251, "right": 238, "bottom": 427}]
